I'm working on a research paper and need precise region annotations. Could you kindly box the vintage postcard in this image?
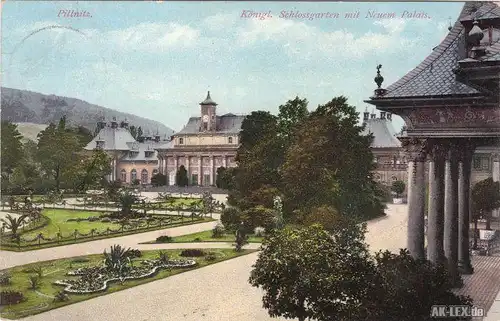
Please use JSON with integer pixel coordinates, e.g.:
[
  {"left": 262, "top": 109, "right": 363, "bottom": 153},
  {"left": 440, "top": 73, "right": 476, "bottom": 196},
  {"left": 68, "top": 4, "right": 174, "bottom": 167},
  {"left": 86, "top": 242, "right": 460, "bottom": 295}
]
[{"left": 1, "top": 1, "right": 499, "bottom": 321}]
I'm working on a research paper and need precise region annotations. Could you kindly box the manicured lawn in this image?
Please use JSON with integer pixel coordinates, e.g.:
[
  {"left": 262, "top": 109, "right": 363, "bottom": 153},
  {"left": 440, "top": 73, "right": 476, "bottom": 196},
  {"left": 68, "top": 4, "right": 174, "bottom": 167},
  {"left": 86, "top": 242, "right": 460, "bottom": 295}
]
[
  {"left": 144, "top": 230, "right": 264, "bottom": 244},
  {"left": 0, "top": 248, "right": 256, "bottom": 320},
  {"left": 1, "top": 209, "right": 213, "bottom": 251},
  {"left": 22, "top": 210, "right": 117, "bottom": 239}
]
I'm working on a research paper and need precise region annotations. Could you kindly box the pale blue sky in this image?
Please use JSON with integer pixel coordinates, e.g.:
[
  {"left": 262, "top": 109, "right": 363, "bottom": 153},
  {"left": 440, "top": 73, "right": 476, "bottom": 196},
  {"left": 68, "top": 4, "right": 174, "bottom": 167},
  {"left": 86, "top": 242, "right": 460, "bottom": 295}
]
[{"left": 1, "top": 1, "right": 464, "bottom": 131}]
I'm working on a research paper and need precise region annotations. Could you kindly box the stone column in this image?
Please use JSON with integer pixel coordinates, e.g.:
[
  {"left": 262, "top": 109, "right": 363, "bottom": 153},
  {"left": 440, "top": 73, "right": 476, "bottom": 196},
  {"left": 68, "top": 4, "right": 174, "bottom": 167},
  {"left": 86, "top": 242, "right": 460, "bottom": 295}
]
[
  {"left": 458, "top": 140, "right": 475, "bottom": 275},
  {"left": 492, "top": 153, "right": 500, "bottom": 218},
  {"left": 198, "top": 156, "right": 202, "bottom": 185},
  {"left": 223, "top": 155, "right": 227, "bottom": 168},
  {"left": 427, "top": 142, "right": 446, "bottom": 264},
  {"left": 185, "top": 155, "right": 190, "bottom": 178},
  {"left": 158, "top": 156, "right": 163, "bottom": 175},
  {"left": 444, "top": 142, "right": 461, "bottom": 286},
  {"left": 210, "top": 155, "right": 215, "bottom": 185},
  {"left": 407, "top": 161, "right": 414, "bottom": 203},
  {"left": 402, "top": 138, "right": 428, "bottom": 259}
]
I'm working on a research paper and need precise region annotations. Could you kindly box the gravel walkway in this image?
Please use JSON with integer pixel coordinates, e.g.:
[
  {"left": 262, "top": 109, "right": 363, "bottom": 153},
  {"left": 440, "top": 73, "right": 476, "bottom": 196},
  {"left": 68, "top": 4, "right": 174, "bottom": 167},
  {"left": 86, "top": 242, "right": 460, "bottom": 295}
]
[{"left": 7, "top": 204, "right": 409, "bottom": 321}]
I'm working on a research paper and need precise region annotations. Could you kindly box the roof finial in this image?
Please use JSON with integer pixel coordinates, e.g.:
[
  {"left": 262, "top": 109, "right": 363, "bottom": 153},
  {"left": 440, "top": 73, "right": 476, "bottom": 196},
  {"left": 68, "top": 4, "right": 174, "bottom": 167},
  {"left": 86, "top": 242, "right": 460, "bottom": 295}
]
[
  {"left": 448, "top": 17, "right": 452, "bottom": 31},
  {"left": 373, "top": 64, "right": 387, "bottom": 97},
  {"left": 207, "top": 91, "right": 211, "bottom": 99},
  {"left": 375, "top": 64, "right": 384, "bottom": 89}
]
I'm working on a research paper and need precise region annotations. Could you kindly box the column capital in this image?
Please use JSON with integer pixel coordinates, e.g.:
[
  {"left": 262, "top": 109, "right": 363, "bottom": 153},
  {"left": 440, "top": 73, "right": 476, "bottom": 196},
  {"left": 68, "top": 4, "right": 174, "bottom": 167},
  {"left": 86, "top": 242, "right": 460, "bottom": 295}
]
[
  {"left": 401, "top": 137, "right": 428, "bottom": 162},
  {"left": 493, "top": 153, "right": 500, "bottom": 162},
  {"left": 456, "top": 139, "right": 477, "bottom": 162},
  {"left": 427, "top": 140, "right": 448, "bottom": 162}
]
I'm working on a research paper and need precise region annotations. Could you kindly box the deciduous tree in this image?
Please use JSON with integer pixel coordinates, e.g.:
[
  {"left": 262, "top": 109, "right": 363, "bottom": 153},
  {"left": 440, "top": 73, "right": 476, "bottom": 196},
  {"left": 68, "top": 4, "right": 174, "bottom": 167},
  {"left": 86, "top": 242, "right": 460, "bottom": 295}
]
[
  {"left": 471, "top": 177, "right": 500, "bottom": 247},
  {"left": 1, "top": 121, "right": 23, "bottom": 176},
  {"left": 175, "top": 165, "right": 188, "bottom": 187}
]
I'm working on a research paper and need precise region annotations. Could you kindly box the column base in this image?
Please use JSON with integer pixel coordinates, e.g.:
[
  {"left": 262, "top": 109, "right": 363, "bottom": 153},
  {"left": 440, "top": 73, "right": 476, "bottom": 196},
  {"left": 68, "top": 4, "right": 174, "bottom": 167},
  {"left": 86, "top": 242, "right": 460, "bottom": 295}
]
[{"left": 458, "top": 261, "right": 474, "bottom": 275}]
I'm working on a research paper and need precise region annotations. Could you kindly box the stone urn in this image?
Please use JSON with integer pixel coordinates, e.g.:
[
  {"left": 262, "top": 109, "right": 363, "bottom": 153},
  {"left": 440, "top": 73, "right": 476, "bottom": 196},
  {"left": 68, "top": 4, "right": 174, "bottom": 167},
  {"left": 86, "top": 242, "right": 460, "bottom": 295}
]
[{"left": 392, "top": 198, "right": 403, "bottom": 204}]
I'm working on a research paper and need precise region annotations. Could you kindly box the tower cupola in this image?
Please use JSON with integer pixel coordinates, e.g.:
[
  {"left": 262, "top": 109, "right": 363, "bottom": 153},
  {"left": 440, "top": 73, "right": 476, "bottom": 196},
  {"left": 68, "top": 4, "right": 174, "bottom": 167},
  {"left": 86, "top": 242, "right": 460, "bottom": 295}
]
[{"left": 199, "top": 91, "right": 218, "bottom": 131}]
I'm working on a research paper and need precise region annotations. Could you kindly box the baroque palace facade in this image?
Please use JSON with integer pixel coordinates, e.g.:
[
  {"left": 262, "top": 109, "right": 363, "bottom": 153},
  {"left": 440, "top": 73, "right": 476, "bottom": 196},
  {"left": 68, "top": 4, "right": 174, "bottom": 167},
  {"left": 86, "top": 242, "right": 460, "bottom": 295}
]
[
  {"left": 366, "top": 109, "right": 499, "bottom": 191},
  {"left": 84, "top": 117, "right": 166, "bottom": 184},
  {"left": 155, "top": 92, "right": 244, "bottom": 186}
]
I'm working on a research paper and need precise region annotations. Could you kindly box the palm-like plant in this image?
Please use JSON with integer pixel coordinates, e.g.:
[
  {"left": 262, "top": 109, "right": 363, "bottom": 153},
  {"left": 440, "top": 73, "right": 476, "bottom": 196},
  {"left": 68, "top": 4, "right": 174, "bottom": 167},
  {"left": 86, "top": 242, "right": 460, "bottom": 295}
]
[
  {"left": 1, "top": 214, "right": 28, "bottom": 239},
  {"left": 118, "top": 191, "right": 138, "bottom": 217},
  {"left": 103, "top": 245, "right": 133, "bottom": 274}
]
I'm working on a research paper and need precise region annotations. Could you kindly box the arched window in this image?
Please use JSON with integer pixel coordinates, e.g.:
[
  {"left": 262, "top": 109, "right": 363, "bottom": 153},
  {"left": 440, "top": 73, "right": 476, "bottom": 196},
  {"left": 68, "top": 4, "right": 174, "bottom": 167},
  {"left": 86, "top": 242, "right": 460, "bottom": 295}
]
[
  {"left": 131, "top": 169, "right": 137, "bottom": 182},
  {"left": 120, "top": 169, "right": 127, "bottom": 182},
  {"left": 392, "top": 176, "right": 398, "bottom": 181},
  {"left": 141, "top": 169, "right": 148, "bottom": 184}
]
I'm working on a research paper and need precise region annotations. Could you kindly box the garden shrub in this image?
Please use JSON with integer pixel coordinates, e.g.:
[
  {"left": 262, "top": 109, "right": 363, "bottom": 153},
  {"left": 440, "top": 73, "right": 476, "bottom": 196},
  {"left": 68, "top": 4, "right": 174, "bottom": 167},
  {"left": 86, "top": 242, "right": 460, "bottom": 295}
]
[
  {"left": 254, "top": 226, "right": 265, "bottom": 237},
  {"left": 205, "top": 252, "right": 217, "bottom": 261},
  {"left": 127, "top": 249, "right": 142, "bottom": 258},
  {"left": 0, "top": 291, "right": 25, "bottom": 305},
  {"left": 180, "top": 249, "right": 206, "bottom": 257},
  {"left": 194, "top": 237, "right": 202, "bottom": 242},
  {"left": 212, "top": 222, "right": 225, "bottom": 238},
  {"left": 241, "top": 206, "right": 276, "bottom": 232},
  {"left": 53, "top": 290, "right": 70, "bottom": 302},
  {"left": 221, "top": 207, "right": 242, "bottom": 231},
  {"left": 88, "top": 216, "right": 100, "bottom": 222},
  {"left": 71, "top": 257, "right": 90, "bottom": 264},
  {"left": 101, "top": 218, "right": 111, "bottom": 223},
  {"left": 156, "top": 235, "right": 173, "bottom": 243},
  {"left": 28, "top": 275, "right": 40, "bottom": 290},
  {"left": 0, "top": 272, "right": 11, "bottom": 285}
]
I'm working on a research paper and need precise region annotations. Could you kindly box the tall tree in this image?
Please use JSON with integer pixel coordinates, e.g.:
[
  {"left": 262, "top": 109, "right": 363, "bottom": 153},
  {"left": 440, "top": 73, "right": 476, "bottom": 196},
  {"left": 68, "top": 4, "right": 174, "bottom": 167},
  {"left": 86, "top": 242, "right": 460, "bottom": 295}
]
[
  {"left": 175, "top": 165, "right": 188, "bottom": 187},
  {"left": 281, "top": 96, "right": 383, "bottom": 221},
  {"left": 232, "top": 111, "right": 282, "bottom": 209},
  {"left": 65, "top": 149, "right": 112, "bottom": 192},
  {"left": 36, "top": 120, "right": 82, "bottom": 191},
  {"left": 1, "top": 121, "right": 23, "bottom": 176},
  {"left": 276, "top": 96, "right": 309, "bottom": 148},
  {"left": 129, "top": 125, "right": 138, "bottom": 139},
  {"left": 471, "top": 177, "right": 500, "bottom": 247}
]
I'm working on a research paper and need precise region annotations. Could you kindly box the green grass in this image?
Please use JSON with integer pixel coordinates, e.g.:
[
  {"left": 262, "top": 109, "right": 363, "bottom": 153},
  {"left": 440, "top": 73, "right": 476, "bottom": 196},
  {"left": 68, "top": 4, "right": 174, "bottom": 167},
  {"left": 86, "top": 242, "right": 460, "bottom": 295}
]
[
  {"left": 143, "top": 230, "right": 264, "bottom": 244},
  {"left": 1, "top": 209, "right": 213, "bottom": 251},
  {"left": 22, "top": 210, "right": 117, "bottom": 238},
  {"left": 0, "top": 248, "right": 256, "bottom": 319},
  {"left": 131, "top": 198, "right": 202, "bottom": 209}
]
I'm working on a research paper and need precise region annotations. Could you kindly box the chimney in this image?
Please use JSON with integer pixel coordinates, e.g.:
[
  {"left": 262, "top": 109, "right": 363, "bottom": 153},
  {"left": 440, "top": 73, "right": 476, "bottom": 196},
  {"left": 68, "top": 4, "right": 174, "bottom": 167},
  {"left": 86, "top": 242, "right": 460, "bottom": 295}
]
[
  {"left": 110, "top": 117, "right": 118, "bottom": 129},
  {"left": 120, "top": 119, "right": 129, "bottom": 129},
  {"left": 387, "top": 113, "right": 392, "bottom": 121},
  {"left": 380, "top": 111, "right": 386, "bottom": 119},
  {"left": 370, "top": 113, "right": 376, "bottom": 119},
  {"left": 363, "top": 108, "right": 369, "bottom": 121}
]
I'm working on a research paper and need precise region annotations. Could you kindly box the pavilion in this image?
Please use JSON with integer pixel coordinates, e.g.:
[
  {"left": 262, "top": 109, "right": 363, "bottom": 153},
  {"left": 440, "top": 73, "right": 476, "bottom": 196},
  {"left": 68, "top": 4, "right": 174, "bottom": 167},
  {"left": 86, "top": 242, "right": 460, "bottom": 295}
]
[{"left": 365, "top": 1, "right": 500, "bottom": 285}]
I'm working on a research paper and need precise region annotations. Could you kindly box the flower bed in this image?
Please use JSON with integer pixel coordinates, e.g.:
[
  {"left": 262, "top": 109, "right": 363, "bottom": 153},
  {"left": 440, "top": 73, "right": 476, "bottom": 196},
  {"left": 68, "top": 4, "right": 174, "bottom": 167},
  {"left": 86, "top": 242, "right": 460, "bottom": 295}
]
[{"left": 54, "top": 259, "right": 196, "bottom": 294}]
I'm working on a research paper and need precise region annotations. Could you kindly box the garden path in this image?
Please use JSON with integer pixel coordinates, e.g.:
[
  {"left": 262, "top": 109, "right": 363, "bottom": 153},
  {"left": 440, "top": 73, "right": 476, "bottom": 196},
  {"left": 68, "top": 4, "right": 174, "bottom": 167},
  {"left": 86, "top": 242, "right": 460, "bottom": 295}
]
[{"left": 14, "top": 204, "right": 408, "bottom": 321}]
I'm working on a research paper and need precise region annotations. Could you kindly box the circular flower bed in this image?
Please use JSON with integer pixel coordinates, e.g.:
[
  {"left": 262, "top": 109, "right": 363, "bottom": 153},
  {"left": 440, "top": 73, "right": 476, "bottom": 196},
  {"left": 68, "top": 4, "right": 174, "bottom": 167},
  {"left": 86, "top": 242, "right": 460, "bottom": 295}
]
[{"left": 54, "top": 259, "right": 196, "bottom": 294}]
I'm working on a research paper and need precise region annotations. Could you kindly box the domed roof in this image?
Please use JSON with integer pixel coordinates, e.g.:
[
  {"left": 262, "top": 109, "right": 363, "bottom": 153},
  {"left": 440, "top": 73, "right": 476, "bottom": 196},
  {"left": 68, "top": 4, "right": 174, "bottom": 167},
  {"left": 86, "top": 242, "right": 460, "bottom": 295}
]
[{"left": 199, "top": 91, "right": 217, "bottom": 106}]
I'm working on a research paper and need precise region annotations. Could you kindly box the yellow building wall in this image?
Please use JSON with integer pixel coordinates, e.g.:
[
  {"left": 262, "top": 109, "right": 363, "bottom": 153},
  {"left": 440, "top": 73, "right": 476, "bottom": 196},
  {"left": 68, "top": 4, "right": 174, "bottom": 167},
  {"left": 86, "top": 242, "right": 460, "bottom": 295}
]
[
  {"left": 176, "top": 135, "right": 238, "bottom": 146},
  {"left": 116, "top": 162, "right": 159, "bottom": 183}
]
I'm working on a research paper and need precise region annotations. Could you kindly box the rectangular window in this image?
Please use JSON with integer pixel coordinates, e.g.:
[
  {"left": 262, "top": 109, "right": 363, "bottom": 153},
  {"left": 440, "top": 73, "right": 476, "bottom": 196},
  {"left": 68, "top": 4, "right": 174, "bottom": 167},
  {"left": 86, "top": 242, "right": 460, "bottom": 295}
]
[
  {"left": 203, "top": 174, "right": 210, "bottom": 186},
  {"left": 228, "top": 137, "right": 233, "bottom": 144},
  {"left": 179, "top": 138, "right": 184, "bottom": 145},
  {"left": 482, "top": 157, "right": 490, "bottom": 171},
  {"left": 473, "top": 156, "right": 481, "bottom": 170},
  {"left": 191, "top": 174, "right": 198, "bottom": 185}
]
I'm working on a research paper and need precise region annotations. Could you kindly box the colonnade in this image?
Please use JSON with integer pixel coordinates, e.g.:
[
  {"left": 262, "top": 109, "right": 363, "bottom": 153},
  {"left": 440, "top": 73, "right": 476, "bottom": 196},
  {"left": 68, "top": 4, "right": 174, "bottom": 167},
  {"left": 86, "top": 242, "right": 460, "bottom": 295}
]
[{"left": 403, "top": 138, "right": 475, "bottom": 285}]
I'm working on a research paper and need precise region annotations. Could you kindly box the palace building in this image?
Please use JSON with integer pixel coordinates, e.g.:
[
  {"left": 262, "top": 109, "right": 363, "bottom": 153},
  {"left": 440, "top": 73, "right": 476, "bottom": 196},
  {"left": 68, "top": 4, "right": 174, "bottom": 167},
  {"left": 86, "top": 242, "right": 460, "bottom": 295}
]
[
  {"left": 365, "top": 1, "right": 500, "bottom": 277},
  {"left": 84, "top": 117, "right": 167, "bottom": 184},
  {"left": 155, "top": 92, "right": 244, "bottom": 186}
]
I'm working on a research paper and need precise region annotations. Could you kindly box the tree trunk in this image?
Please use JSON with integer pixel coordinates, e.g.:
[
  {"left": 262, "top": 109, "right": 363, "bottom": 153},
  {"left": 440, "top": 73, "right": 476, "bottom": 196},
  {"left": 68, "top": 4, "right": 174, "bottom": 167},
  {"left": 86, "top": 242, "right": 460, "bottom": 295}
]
[
  {"left": 473, "top": 219, "right": 478, "bottom": 249},
  {"left": 486, "top": 211, "right": 492, "bottom": 230}
]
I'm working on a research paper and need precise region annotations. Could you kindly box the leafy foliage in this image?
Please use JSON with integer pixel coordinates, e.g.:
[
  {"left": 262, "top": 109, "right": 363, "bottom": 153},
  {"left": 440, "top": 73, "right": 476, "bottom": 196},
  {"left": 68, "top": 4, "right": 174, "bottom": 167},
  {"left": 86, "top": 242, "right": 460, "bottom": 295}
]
[
  {"left": 53, "top": 290, "right": 70, "bottom": 303},
  {"left": 0, "top": 272, "right": 11, "bottom": 285},
  {"left": 1, "top": 214, "right": 28, "bottom": 238},
  {"left": 249, "top": 223, "right": 373, "bottom": 321},
  {"left": 28, "top": 275, "right": 40, "bottom": 290},
  {"left": 175, "top": 165, "right": 189, "bottom": 187},
  {"left": 471, "top": 178, "right": 500, "bottom": 246},
  {"left": 391, "top": 180, "right": 405, "bottom": 198},
  {"left": 103, "top": 245, "right": 133, "bottom": 278},
  {"left": 151, "top": 173, "right": 167, "bottom": 186},
  {"left": 221, "top": 207, "right": 243, "bottom": 232},
  {"left": 156, "top": 235, "right": 173, "bottom": 243},
  {"left": 0, "top": 291, "right": 25, "bottom": 305},
  {"left": 1, "top": 121, "right": 23, "bottom": 176},
  {"left": 234, "top": 223, "right": 249, "bottom": 252},
  {"left": 212, "top": 222, "right": 226, "bottom": 238},
  {"left": 180, "top": 249, "right": 206, "bottom": 257}
]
